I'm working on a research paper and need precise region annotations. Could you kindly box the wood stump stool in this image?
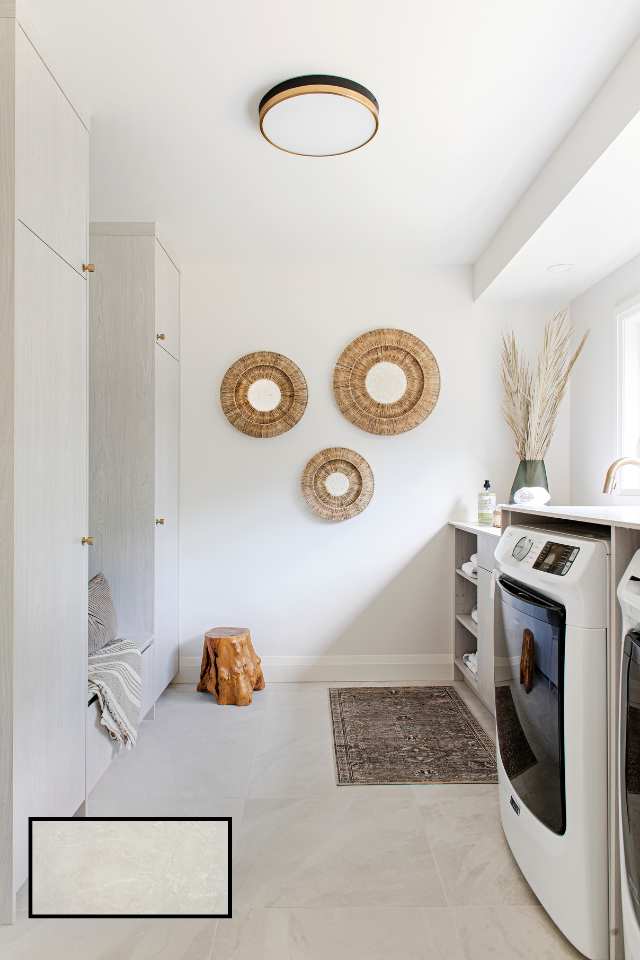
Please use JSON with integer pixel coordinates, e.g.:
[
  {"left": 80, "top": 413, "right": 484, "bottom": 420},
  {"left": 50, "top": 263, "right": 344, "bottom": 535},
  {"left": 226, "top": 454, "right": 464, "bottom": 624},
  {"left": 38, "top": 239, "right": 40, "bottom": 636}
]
[{"left": 197, "top": 627, "right": 265, "bottom": 706}]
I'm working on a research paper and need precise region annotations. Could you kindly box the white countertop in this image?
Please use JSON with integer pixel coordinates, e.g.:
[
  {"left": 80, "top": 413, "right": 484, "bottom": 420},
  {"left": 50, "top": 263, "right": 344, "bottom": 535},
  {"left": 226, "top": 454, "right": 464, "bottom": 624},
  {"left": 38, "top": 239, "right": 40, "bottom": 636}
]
[
  {"left": 500, "top": 503, "right": 640, "bottom": 531},
  {"left": 449, "top": 520, "right": 503, "bottom": 538}
]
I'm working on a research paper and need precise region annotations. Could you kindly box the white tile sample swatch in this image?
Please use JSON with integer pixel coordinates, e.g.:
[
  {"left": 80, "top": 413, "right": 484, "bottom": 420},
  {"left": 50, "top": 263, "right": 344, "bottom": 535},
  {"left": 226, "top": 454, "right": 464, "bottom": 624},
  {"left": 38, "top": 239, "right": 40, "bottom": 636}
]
[{"left": 31, "top": 819, "right": 229, "bottom": 916}]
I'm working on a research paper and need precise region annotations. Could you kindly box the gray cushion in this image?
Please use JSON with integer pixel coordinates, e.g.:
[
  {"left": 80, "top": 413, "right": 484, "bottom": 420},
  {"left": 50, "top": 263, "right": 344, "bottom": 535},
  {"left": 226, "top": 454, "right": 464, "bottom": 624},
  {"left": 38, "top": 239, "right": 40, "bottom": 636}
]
[{"left": 88, "top": 573, "right": 118, "bottom": 655}]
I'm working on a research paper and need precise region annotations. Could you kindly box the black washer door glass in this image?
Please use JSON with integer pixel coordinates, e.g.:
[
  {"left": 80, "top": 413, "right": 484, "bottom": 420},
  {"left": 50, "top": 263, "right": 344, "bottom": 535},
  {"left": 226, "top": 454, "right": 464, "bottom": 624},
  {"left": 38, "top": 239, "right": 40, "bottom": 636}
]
[
  {"left": 623, "top": 630, "right": 640, "bottom": 925},
  {"left": 495, "top": 576, "right": 566, "bottom": 835}
]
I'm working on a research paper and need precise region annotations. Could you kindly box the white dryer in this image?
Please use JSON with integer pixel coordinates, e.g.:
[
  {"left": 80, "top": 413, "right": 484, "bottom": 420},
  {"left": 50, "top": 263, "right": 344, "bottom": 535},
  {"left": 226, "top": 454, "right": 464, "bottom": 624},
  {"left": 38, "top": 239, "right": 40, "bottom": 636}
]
[
  {"left": 494, "top": 526, "right": 610, "bottom": 960},
  {"left": 618, "top": 552, "right": 640, "bottom": 960}
]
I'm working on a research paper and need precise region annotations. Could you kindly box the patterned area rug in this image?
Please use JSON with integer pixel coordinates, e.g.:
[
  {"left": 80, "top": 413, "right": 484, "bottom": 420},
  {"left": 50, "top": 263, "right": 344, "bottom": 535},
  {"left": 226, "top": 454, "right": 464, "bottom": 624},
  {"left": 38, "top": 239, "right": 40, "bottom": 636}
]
[{"left": 329, "top": 686, "right": 497, "bottom": 785}]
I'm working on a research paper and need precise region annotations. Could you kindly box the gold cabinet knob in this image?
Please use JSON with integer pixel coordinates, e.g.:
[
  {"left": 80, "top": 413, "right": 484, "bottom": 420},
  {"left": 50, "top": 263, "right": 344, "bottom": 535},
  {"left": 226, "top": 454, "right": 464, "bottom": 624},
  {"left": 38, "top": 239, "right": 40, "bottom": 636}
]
[
  {"left": 155, "top": 518, "right": 166, "bottom": 525},
  {"left": 156, "top": 333, "right": 166, "bottom": 341},
  {"left": 82, "top": 263, "right": 95, "bottom": 273},
  {"left": 81, "top": 536, "right": 94, "bottom": 545}
]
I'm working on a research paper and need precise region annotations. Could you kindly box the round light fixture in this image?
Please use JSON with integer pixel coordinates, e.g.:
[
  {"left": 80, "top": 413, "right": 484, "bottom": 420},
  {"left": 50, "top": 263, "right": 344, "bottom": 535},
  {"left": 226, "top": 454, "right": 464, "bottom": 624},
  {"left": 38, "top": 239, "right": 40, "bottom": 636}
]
[{"left": 259, "top": 75, "right": 379, "bottom": 157}]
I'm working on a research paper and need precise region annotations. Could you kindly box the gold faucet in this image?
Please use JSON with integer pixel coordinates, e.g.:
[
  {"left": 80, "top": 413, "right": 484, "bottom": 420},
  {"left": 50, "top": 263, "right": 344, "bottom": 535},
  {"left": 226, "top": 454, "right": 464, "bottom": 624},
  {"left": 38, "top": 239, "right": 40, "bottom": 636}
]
[{"left": 602, "top": 457, "right": 640, "bottom": 493}]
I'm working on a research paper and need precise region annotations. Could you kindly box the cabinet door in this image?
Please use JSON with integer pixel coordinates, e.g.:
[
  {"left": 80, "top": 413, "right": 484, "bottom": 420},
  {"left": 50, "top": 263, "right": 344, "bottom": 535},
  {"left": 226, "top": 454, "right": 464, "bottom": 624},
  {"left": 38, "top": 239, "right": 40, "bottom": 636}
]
[
  {"left": 155, "top": 241, "right": 180, "bottom": 360},
  {"left": 153, "top": 345, "right": 180, "bottom": 700},
  {"left": 89, "top": 234, "right": 155, "bottom": 638},
  {"left": 15, "top": 26, "right": 88, "bottom": 271},
  {"left": 13, "top": 223, "right": 88, "bottom": 887},
  {"left": 476, "top": 566, "right": 495, "bottom": 716}
]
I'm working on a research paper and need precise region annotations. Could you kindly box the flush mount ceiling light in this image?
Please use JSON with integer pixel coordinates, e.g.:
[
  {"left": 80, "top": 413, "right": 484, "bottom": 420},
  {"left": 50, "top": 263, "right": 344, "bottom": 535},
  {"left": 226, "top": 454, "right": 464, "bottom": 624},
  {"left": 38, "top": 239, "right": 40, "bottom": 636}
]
[{"left": 259, "top": 75, "right": 379, "bottom": 157}]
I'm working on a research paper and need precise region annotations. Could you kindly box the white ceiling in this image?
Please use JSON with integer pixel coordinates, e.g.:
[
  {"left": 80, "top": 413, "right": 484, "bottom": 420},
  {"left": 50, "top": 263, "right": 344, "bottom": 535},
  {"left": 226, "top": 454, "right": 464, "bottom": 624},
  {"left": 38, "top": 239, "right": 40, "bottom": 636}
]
[
  {"left": 22, "top": 0, "right": 640, "bottom": 266},
  {"left": 478, "top": 109, "right": 640, "bottom": 304}
]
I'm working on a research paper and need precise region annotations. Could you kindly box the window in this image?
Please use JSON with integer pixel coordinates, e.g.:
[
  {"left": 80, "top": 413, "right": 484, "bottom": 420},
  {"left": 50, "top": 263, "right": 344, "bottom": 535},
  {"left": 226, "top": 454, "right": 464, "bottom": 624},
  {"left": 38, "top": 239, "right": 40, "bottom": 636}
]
[{"left": 618, "top": 299, "right": 640, "bottom": 493}]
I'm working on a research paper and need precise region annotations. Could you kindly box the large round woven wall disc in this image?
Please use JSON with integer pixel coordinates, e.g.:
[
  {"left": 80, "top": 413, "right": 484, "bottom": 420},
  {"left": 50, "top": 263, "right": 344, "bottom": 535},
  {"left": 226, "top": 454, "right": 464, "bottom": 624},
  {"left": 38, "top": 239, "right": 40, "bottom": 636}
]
[
  {"left": 333, "top": 328, "right": 440, "bottom": 435},
  {"left": 220, "top": 351, "right": 308, "bottom": 438},
  {"left": 301, "top": 447, "right": 374, "bottom": 521}
]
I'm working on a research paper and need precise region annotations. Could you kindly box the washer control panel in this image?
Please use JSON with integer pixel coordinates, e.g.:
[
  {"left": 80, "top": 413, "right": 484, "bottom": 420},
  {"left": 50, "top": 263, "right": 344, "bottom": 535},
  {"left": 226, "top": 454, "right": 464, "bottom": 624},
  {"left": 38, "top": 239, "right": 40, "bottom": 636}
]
[
  {"left": 496, "top": 526, "right": 609, "bottom": 627},
  {"left": 510, "top": 534, "right": 580, "bottom": 576},
  {"left": 532, "top": 541, "right": 580, "bottom": 576}
]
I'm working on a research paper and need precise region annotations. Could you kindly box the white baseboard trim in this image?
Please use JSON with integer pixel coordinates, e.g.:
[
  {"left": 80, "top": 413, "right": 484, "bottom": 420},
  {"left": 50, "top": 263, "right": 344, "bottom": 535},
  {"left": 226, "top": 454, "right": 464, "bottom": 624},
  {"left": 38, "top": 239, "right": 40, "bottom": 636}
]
[{"left": 175, "top": 653, "right": 453, "bottom": 684}]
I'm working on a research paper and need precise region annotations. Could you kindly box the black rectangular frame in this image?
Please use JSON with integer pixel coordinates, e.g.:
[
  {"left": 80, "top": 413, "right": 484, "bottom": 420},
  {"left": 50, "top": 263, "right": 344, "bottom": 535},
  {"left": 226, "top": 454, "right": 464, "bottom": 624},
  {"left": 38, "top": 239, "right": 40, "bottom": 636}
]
[{"left": 28, "top": 816, "right": 232, "bottom": 919}]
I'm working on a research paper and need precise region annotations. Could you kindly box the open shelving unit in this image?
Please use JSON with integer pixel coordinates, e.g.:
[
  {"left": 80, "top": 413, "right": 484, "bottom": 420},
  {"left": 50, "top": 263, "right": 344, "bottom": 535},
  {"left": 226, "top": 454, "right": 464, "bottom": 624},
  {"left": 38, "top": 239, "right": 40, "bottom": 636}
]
[
  {"left": 455, "top": 612, "right": 478, "bottom": 638},
  {"left": 456, "top": 566, "right": 478, "bottom": 586},
  {"left": 454, "top": 655, "right": 478, "bottom": 685},
  {"left": 450, "top": 519, "right": 502, "bottom": 710},
  {"left": 452, "top": 526, "right": 480, "bottom": 691}
]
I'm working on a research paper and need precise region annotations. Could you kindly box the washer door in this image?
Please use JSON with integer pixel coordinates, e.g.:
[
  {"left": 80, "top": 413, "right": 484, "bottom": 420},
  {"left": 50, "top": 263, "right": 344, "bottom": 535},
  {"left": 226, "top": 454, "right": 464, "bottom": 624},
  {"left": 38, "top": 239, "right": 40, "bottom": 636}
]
[
  {"left": 496, "top": 575, "right": 566, "bottom": 835},
  {"left": 622, "top": 630, "right": 640, "bottom": 924}
]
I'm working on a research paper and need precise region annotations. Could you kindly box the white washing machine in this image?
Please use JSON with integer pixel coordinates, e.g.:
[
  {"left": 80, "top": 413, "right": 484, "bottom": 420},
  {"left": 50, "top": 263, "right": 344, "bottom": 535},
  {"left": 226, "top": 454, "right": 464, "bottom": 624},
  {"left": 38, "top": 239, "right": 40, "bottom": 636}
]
[
  {"left": 618, "top": 552, "right": 640, "bottom": 960},
  {"left": 494, "top": 526, "right": 610, "bottom": 960}
]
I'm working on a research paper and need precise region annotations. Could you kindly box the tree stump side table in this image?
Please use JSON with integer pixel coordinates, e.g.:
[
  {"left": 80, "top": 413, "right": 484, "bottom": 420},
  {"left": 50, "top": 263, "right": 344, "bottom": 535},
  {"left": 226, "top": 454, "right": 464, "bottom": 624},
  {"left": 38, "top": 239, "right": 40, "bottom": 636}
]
[{"left": 196, "top": 627, "right": 265, "bottom": 706}]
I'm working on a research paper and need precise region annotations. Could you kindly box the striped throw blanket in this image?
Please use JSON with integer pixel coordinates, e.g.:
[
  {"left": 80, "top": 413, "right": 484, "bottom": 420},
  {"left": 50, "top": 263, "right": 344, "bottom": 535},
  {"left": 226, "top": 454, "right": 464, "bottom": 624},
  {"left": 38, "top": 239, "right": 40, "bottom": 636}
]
[{"left": 88, "top": 639, "right": 142, "bottom": 749}]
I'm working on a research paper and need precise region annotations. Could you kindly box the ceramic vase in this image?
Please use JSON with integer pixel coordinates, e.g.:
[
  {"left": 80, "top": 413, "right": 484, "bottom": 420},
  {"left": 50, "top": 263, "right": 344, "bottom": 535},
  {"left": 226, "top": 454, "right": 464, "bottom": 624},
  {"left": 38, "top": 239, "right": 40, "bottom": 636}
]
[{"left": 510, "top": 459, "right": 550, "bottom": 506}]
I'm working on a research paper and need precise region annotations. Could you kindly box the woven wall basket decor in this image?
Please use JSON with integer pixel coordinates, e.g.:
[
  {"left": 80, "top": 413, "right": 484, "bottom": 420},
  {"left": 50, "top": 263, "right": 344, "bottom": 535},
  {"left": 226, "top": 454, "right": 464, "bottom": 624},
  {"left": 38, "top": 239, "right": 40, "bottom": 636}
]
[
  {"left": 333, "top": 328, "right": 440, "bottom": 435},
  {"left": 220, "top": 351, "right": 308, "bottom": 438},
  {"left": 301, "top": 447, "right": 374, "bottom": 521}
]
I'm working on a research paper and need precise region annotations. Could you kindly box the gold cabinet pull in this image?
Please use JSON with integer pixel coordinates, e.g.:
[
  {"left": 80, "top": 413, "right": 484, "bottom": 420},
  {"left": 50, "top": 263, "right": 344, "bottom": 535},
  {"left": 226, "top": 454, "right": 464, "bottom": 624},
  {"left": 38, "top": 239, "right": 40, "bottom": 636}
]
[
  {"left": 81, "top": 536, "right": 94, "bottom": 545},
  {"left": 156, "top": 333, "right": 166, "bottom": 341},
  {"left": 82, "top": 263, "right": 95, "bottom": 273},
  {"left": 155, "top": 518, "right": 166, "bottom": 525}
]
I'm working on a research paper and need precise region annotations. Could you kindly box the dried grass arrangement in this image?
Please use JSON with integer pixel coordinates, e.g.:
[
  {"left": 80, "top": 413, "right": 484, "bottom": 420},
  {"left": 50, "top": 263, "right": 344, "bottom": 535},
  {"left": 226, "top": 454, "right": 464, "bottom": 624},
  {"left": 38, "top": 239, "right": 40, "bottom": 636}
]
[{"left": 501, "top": 310, "right": 588, "bottom": 462}]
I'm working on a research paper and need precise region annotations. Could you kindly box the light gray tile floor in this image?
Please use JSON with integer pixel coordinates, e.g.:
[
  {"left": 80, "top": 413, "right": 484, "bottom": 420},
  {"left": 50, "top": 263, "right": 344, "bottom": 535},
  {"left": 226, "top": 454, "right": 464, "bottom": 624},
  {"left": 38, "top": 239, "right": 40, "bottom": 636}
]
[
  {"left": 0, "top": 681, "right": 581, "bottom": 959},
  {"left": 31, "top": 819, "right": 229, "bottom": 917}
]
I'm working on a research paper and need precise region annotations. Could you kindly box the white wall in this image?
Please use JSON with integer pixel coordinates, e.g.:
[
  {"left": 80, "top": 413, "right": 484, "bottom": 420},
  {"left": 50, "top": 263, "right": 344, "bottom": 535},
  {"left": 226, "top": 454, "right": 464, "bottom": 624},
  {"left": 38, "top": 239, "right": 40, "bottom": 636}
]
[
  {"left": 570, "top": 252, "right": 640, "bottom": 505},
  {"left": 179, "top": 260, "right": 569, "bottom": 680}
]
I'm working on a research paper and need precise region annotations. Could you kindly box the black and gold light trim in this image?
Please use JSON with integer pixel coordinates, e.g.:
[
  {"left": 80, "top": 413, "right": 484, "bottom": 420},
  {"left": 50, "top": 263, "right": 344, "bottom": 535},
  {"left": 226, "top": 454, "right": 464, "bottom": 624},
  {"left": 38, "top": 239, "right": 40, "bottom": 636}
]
[{"left": 258, "top": 75, "right": 379, "bottom": 157}]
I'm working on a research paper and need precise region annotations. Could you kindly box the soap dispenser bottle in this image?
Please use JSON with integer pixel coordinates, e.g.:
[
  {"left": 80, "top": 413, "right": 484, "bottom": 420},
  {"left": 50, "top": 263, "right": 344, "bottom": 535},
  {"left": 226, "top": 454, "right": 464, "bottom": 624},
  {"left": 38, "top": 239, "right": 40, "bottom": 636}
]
[{"left": 478, "top": 480, "right": 496, "bottom": 526}]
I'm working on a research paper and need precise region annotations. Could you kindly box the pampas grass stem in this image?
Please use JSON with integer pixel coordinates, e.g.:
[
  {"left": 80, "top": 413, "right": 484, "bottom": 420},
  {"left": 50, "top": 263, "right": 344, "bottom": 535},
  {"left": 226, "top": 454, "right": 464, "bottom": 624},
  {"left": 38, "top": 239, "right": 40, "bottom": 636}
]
[{"left": 501, "top": 310, "right": 587, "bottom": 461}]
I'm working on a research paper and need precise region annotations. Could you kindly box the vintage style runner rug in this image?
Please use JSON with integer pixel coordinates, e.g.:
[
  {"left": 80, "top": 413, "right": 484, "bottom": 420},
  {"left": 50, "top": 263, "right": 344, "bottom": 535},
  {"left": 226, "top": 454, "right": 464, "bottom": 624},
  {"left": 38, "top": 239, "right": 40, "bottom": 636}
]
[{"left": 329, "top": 685, "right": 497, "bottom": 785}]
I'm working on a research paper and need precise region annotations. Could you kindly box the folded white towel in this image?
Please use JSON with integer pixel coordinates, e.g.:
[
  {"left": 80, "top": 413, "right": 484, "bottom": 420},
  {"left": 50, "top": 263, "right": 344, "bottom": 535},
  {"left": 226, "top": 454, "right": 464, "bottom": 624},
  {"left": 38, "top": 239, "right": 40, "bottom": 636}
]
[
  {"left": 469, "top": 553, "right": 478, "bottom": 565},
  {"left": 461, "top": 561, "right": 477, "bottom": 578},
  {"left": 462, "top": 651, "right": 478, "bottom": 674},
  {"left": 471, "top": 607, "right": 478, "bottom": 624}
]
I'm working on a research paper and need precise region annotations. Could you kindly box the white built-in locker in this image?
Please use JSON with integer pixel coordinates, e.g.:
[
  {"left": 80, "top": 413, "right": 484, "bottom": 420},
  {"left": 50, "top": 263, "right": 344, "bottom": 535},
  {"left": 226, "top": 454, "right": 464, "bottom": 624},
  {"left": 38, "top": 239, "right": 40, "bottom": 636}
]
[
  {"left": 89, "top": 222, "right": 181, "bottom": 708},
  {"left": 0, "top": 13, "right": 89, "bottom": 922}
]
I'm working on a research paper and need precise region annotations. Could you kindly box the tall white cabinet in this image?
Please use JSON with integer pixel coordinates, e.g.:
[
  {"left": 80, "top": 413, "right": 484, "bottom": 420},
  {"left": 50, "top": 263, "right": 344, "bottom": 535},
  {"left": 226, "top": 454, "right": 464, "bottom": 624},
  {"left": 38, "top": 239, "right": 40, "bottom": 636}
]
[
  {"left": 89, "top": 223, "right": 180, "bottom": 706},
  {"left": 0, "top": 11, "right": 89, "bottom": 922}
]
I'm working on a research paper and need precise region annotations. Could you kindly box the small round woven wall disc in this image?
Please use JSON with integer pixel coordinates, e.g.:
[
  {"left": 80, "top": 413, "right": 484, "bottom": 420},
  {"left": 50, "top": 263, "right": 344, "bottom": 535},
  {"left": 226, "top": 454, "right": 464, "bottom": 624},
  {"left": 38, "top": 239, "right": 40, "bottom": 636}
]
[
  {"left": 301, "top": 447, "right": 374, "bottom": 521},
  {"left": 220, "top": 351, "right": 308, "bottom": 438},
  {"left": 333, "top": 328, "right": 440, "bottom": 435}
]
